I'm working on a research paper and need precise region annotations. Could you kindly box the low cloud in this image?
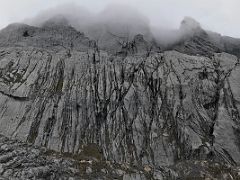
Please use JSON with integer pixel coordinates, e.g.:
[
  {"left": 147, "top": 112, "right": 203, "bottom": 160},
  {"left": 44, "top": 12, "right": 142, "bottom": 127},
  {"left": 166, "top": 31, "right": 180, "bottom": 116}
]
[{"left": 25, "top": 3, "right": 195, "bottom": 46}]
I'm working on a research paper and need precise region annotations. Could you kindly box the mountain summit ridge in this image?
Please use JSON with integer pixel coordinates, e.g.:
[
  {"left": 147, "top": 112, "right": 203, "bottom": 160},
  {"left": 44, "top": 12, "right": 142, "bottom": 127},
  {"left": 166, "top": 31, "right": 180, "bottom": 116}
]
[{"left": 1, "top": 16, "right": 240, "bottom": 58}]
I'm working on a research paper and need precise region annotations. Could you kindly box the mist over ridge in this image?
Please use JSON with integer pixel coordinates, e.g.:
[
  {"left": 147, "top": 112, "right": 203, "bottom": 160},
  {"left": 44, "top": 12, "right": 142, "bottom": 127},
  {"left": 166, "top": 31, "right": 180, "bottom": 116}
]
[
  {"left": 1, "top": 2, "right": 240, "bottom": 57},
  {"left": 23, "top": 3, "right": 204, "bottom": 47}
]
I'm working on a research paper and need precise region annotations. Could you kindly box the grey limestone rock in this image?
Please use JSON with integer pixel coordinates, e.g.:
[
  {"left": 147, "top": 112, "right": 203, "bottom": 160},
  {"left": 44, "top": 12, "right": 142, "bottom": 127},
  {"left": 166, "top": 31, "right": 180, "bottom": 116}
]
[{"left": 0, "top": 19, "right": 240, "bottom": 179}]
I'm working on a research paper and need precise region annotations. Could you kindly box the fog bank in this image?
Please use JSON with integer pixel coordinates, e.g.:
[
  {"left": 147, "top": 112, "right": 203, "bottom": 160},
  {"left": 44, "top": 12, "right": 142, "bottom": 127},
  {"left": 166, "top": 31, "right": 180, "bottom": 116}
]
[{"left": 25, "top": 3, "right": 201, "bottom": 46}]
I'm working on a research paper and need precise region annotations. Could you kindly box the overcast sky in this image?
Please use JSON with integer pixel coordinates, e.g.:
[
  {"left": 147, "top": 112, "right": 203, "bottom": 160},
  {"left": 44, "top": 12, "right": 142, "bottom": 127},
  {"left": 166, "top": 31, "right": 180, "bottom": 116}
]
[{"left": 0, "top": 0, "right": 239, "bottom": 37}]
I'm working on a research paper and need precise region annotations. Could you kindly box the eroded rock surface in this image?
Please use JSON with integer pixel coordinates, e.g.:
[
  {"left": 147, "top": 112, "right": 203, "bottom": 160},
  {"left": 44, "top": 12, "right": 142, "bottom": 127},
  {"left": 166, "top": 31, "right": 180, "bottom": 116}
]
[{"left": 0, "top": 21, "right": 240, "bottom": 179}]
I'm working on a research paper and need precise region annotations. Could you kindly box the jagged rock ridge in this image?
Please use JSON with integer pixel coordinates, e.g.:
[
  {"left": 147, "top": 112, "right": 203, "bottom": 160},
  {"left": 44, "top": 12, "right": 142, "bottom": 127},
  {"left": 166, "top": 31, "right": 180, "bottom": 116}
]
[{"left": 164, "top": 18, "right": 239, "bottom": 59}]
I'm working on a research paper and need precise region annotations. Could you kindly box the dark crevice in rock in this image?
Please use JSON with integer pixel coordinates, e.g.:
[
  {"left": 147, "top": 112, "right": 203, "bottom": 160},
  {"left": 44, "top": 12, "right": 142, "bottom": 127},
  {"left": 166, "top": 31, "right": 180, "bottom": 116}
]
[
  {"left": 23, "top": 30, "right": 30, "bottom": 37},
  {"left": 0, "top": 90, "right": 29, "bottom": 101}
]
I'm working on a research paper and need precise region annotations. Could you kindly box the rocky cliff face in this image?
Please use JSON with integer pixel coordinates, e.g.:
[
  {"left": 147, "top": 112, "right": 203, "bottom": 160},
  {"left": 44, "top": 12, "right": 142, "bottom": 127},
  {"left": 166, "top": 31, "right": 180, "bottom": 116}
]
[{"left": 0, "top": 18, "right": 240, "bottom": 179}]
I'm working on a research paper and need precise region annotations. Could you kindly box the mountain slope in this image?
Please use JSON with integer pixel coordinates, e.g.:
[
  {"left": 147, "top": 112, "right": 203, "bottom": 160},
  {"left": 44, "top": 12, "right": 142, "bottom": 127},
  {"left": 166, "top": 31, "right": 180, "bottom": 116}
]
[{"left": 0, "top": 18, "right": 240, "bottom": 179}]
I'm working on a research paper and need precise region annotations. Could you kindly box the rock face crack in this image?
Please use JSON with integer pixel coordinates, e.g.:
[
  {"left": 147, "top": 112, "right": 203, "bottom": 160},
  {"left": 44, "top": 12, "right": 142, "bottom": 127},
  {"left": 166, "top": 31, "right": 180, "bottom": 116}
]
[{"left": 0, "top": 90, "right": 29, "bottom": 101}]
